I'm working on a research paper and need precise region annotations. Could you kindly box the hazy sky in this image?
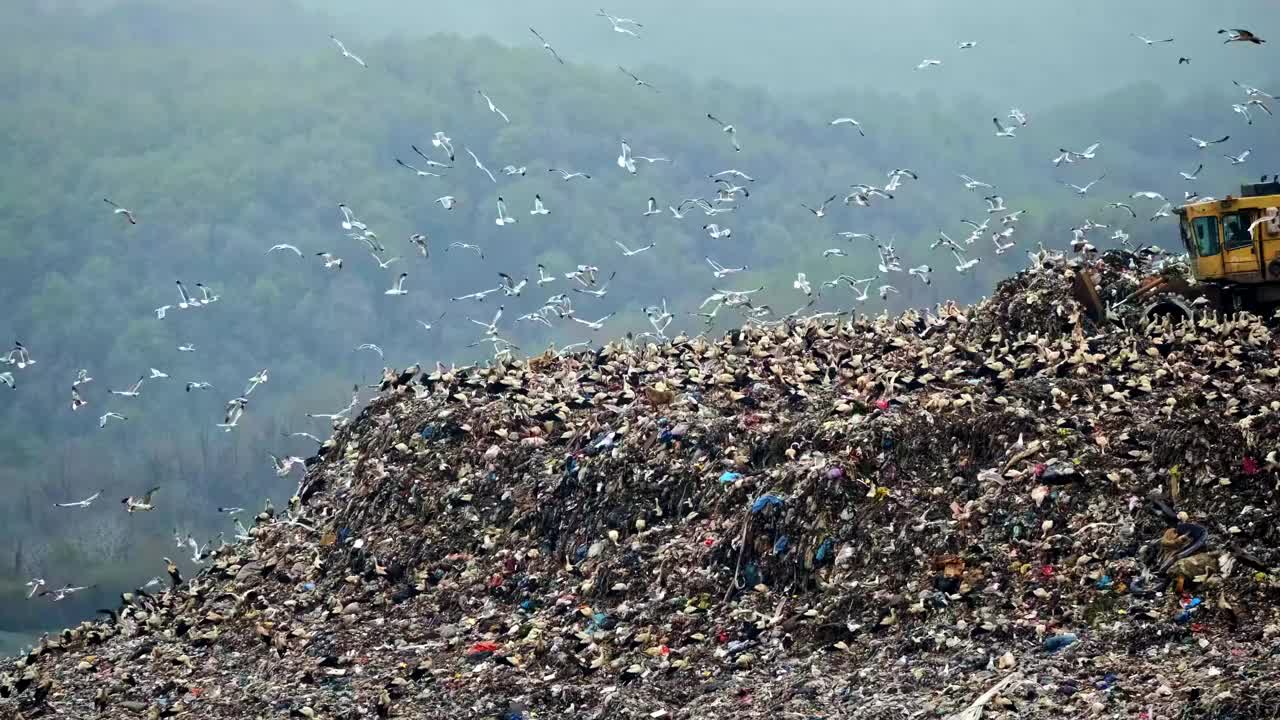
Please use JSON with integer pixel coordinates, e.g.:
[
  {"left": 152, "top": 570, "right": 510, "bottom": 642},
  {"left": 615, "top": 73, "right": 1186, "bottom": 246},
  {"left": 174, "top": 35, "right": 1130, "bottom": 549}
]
[{"left": 303, "top": 0, "right": 1277, "bottom": 102}]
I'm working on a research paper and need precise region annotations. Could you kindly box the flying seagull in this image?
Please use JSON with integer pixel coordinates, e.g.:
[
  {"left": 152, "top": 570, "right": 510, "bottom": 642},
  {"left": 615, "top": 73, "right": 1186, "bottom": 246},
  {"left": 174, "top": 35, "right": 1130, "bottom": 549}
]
[
  {"left": 598, "top": 9, "right": 641, "bottom": 37},
  {"left": 185, "top": 381, "right": 213, "bottom": 392},
  {"left": 99, "top": 412, "right": 127, "bottom": 428},
  {"left": 410, "top": 145, "right": 453, "bottom": 168},
  {"left": 1225, "top": 149, "right": 1251, "bottom": 165},
  {"left": 395, "top": 158, "right": 441, "bottom": 178},
  {"left": 465, "top": 148, "right": 497, "bottom": 183},
  {"left": 801, "top": 195, "right": 838, "bottom": 218},
  {"left": 644, "top": 197, "right": 661, "bottom": 216},
  {"left": 103, "top": 198, "right": 137, "bottom": 225},
  {"left": 615, "top": 241, "right": 655, "bottom": 256},
  {"left": 355, "top": 343, "right": 384, "bottom": 358},
  {"left": 110, "top": 376, "right": 145, "bottom": 398},
  {"left": 431, "top": 132, "right": 455, "bottom": 162},
  {"left": 267, "top": 244, "right": 302, "bottom": 256},
  {"left": 1179, "top": 164, "right": 1203, "bottom": 180},
  {"left": 55, "top": 490, "right": 103, "bottom": 509},
  {"left": 992, "top": 117, "right": 1017, "bottom": 138},
  {"left": 549, "top": 168, "right": 592, "bottom": 181},
  {"left": 1130, "top": 33, "right": 1173, "bottom": 45},
  {"left": 175, "top": 280, "right": 196, "bottom": 309},
  {"left": 706, "top": 114, "right": 741, "bottom": 152},
  {"left": 915, "top": 59, "right": 942, "bottom": 70},
  {"left": 1064, "top": 174, "right": 1105, "bottom": 196},
  {"left": 958, "top": 41, "right": 978, "bottom": 49},
  {"left": 1107, "top": 202, "right": 1137, "bottom": 218},
  {"left": 370, "top": 252, "right": 399, "bottom": 269},
  {"left": 530, "top": 195, "right": 550, "bottom": 216},
  {"left": 1189, "top": 135, "right": 1230, "bottom": 149},
  {"left": 529, "top": 27, "right": 565, "bottom": 64},
  {"left": 329, "top": 35, "right": 367, "bottom": 67},
  {"left": 1219, "top": 29, "right": 1265, "bottom": 45},
  {"left": 123, "top": 486, "right": 161, "bottom": 513},
  {"left": 447, "top": 242, "right": 484, "bottom": 258},
  {"left": 959, "top": 174, "right": 993, "bottom": 191},
  {"left": 435, "top": 196, "right": 457, "bottom": 210},
  {"left": 0, "top": 372, "right": 13, "bottom": 390},
  {"left": 477, "top": 90, "right": 510, "bottom": 123},
  {"left": 495, "top": 197, "right": 517, "bottom": 226},
  {"left": 385, "top": 272, "right": 409, "bottom": 296},
  {"left": 830, "top": 118, "right": 865, "bottom": 135},
  {"left": 71, "top": 385, "right": 87, "bottom": 410},
  {"left": 617, "top": 139, "right": 637, "bottom": 174}
]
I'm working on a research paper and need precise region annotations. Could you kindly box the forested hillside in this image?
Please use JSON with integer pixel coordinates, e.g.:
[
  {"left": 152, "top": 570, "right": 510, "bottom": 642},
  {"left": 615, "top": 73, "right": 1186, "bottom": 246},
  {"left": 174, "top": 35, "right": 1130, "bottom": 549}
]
[{"left": 1, "top": 0, "right": 1276, "bottom": 649}]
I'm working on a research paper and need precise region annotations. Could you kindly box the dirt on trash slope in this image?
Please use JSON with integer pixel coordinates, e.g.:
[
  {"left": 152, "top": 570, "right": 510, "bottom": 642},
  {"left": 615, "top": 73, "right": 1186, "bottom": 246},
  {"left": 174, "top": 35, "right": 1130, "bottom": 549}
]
[{"left": 4, "top": 251, "right": 1280, "bottom": 719}]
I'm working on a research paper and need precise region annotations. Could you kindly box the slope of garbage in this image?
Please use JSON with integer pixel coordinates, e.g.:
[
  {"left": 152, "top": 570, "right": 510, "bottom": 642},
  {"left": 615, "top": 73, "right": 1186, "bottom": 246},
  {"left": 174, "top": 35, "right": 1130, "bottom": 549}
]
[{"left": 4, "top": 251, "right": 1280, "bottom": 720}]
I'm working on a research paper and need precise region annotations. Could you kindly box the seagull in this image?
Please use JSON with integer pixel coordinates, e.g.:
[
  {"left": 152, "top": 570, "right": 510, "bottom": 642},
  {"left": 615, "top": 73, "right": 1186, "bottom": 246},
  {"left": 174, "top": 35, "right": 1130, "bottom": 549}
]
[
  {"left": 706, "top": 114, "right": 741, "bottom": 152},
  {"left": 643, "top": 197, "right": 661, "bottom": 216},
  {"left": 0, "top": 372, "right": 13, "bottom": 389},
  {"left": 1233, "top": 81, "right": 1274, "bottom": 100},
  {"left": 244, "top": 369, "right": 269, "bottom": 396},
  {"left": 1130, "top": 33, "right": 1174, "bottom": 45},
  {"left": 822, "top": 248, "right": 848, "bottom": 258},
  {"left": 435, "top": 196, "right": 457, "bottom": 210},
  {"left": 992, "top": 234, "right": 1016, "bottom": 254},
  {"left": 154, "top": 305, "right": 172, "bottom": 319},
  {"left": 468, "top": 305, "right": 505, "bottom": 336},
  {"left": 501, "top": 165, "right": 527, "bottom": 177},
  {"left": 1189, "top": 135, "right": 1230, "bottom": 149},
  {"left": 1225, "top": 149, "right": 1251, "bottom": 165},
  {"left": 99, "top": 412, "right": 127, "bottom": 428},
  {"left": 73, "top": 369, "right": 93, "bottom": 387},
  {"left": 1246, "top": 98, "right": 1274, "bottom": 117},
  {"left": 1233, "top": 104, "right": 1255, "bottom": 125},
  {"left": 1064, "top": 175, "right": 1105, "bottom": 196},
  {"left": 446, "top": 242, "right": 484, "bottom": 258},
  {"left": 317, "top": 252, "right": 343, "bottom": 270},
  {"left": 267, "top": 244, "right": 302, "bottom": 257},
  {"left": 958, "top": 174, "right": 993, "bottom": 191},
  {"left": 385, "top": 272, "right": 409, "bottom": 296},
  {"left": 1107, "top": 202, "right": 1137, "bottom": 218},
  {"left": 705, "top": 257, "right": 748, "bottom": 278},
  {"left": 1062, "top": 142, "right": 1100, "bottom": 160},
  {"left": 465, "top": 148, "right": 497, "bottom": 183},
  {"left": 984, "top": 195, "right": 1007, "bottom": 213},
  {"left": 1150, "top": 202, "right": 1174, "bottom": 221},
  {"left": 953, "top": 251, "right": 981, "bottom": 273},
  {"left": 529, "top": 27, "right": 565, "bottom": 64},
  {"left": 1131, "top": 191, "right": 1166, "bottom": 202},
  {"left": 1008, "top": 108, "right": 1029, "bottom": 126},
  {"left": 395, "top": 158, "right": 441, "bottom": 178},
  {"left": 1180, "top": 164, "right": 1203, "bottom": 181},
  {"left": 1001, "top": 210, "right": 1027, "bottom": 225},
  {"left": 958, "top": 41, "right": 978, "bottom": 49},
  {"left": 39, "top": 584, "right": 94, "bottom": 601},
  {"left": 175, "top": 280, "right": 196, "bottom": 310},
  {"left": 451, "top": 286, "right": 503, "bottom": 303},
  {"left": 619, "top": 66, "right": 657, "bottom": 90},
  {"left": 410, "top": 145, "right": 453, "bottom": 168},
  {"left": 185, "top": 381, "right": 213, "bottom": 392},
  {"left": 409, "top": 233, "right": 429, "bottom": 258},
  {"left": 549, "top": 168, "right": 592, "bottom": 181},
  {"left": 801, "top": 195, "right": 838, "bottom": 218},
  {"left": 570, "top": 313, "right": 616, "bottom": 331},
  {"left": 55, "top": 490, "right": 102, "bottom": 509},
  {"left": 148, "top": 368, "right": 168, "bottom": 380},
  {"left": 878, "top": 284, "right": 900, "bottom": 300},
  {"left": 634, "top": 155, "right": 670, "bottom": 164},
  {"left": 123, "top": 486, "right": 161, "bottom": 513},
  {"left": 416, "top": 311, "right": 447, "bottom": 331},
  {"left": 916, "top": 59, "right": 942, "bottom": 70},
  {"left": 495, "top": 197, "right": 517, "bottom": 226},
  {"left": 1052, "top": 151, "right": 1075, "bottom": 167},
  {"left": 498, "top": 273, "right": 528, "bottom": 296},
  {"left": 477, "top": 90, "right": 510, "bottom": 123},
  {"left": 25, "top": 579, "right": 45, "bottom": 599},
  {"left": 599, "top": 11, "right": 641, "bottom": 37},
  {"left": 330, "top": 34, "right": 367, "bottom": 67},
  {"left": 908, "top": 264, "right": 933, "bottom": 285},
  {"left": 269, "top": 453, "right": 305, "bottom": 477},
  {"left": 536, "top": 264, "right": 557, "bottom": 286},
  {"left": 431, "top": 132, "right": 455, "bottom": 162},
  {"left": 615, "top": 139, "right": 638, "bottom": 174},
  {"left": 793, "top": 273, "right": 812, "bottom": 296},
  {"left": 704, "top": 223, "right": 732, "bottom": 239},
  {"left": 1219, "top": 29, "right": 1265, "bottom": 45},
  {"left": 574, "top": 271, "right": 616, "bottom": 298},
  {"left": 178, "top": 343, "right": 196, "bottom": 352},
  {"left": 103, "top": 198, "right": 137, "bottom": 224},
  {"left": 110, "top": 376, "right": 145, "bottom": 398},
  {"left": 712, "top": 169, "right": 755, "bottom": 182},
  {"left": 836, "top": 231, "right": 877, "bottom": 242},
  {"left": 992, "top": 117, "right": 1017, "bottom": 138},
  {"left": 355, "top": 343, "right": 384, "bottom": 358},
  {"left": 370, "top": 252, "right": 399, "bottom": 268},
  {"left": 830, "top": 118, "right": 865, "bottom": 135},
  {"left": 616, "top": 241, "right": 655, "bottom": 256}
]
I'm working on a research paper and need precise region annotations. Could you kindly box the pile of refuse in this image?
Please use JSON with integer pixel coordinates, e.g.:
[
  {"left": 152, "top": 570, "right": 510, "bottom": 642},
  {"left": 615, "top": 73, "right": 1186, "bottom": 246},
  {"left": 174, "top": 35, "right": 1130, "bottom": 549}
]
[{"left": 4, "top": 251, "right": 1280, "bottom": 719}]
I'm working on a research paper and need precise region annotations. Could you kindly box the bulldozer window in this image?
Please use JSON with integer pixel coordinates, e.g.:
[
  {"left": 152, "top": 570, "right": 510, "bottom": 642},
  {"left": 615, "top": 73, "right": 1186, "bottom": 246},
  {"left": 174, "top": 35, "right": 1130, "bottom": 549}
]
[
  {"left": 1222, "top": 213, "right": 1251, "bottom": 250},
  {"left": 1191, "top": 216, "right": 1220, "bottom": 256},
  {"left": 1178, "top": 219, "right": 1194, "bottom": 254}
]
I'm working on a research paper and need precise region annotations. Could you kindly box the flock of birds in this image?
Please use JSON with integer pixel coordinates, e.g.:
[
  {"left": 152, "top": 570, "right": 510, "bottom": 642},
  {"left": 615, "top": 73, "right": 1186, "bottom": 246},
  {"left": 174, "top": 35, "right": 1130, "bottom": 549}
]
[{"left": 2, "top": 11, "right": 1274, "bottom": 611}]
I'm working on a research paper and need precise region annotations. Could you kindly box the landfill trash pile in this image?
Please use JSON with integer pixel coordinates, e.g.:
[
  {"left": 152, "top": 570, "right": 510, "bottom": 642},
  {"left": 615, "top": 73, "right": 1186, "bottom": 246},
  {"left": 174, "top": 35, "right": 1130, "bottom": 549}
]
[{"left": 4, "top": 251, "right": 1280, "bottom": 720}]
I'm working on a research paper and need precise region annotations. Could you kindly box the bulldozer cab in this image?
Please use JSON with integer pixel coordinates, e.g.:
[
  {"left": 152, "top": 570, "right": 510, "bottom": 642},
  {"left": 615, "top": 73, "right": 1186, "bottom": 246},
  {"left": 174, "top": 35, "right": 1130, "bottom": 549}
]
[{"left": 1176, "top": 182, "right": 1280, "bottom": 286}]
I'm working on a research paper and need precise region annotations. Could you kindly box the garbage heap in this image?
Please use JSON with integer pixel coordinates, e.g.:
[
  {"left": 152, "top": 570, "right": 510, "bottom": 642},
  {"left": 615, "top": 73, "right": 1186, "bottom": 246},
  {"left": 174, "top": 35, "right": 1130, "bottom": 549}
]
[{"left": 4, "top": 251, "right": 1280, "bottom": 720}]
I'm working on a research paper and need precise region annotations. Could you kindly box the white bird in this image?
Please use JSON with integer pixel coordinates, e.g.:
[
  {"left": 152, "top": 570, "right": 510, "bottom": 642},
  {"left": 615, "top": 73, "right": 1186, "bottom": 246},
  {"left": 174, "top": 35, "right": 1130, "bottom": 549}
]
[
  {"left": 706, "top": 114, "right": 741, "bottom": 152},
  {"left": 634, "top": 155, "right": 670, "bottom": 164},
  {"left": 711, "top": 169, "right": 755, "bottom": 182},
  {"left": 103, "top": 197, "right": 137, "bottom": 225},
  {"left": 355, "top": 343, "right": 384, "bottom": 358},
  {"left": 570, "top": 313, "right": 616, "bottom": 331},
  {"left": 530, "top": 27, "right": 565, "bottom": 64},
  {"left": 185, "top": 381, "right": 213, "bottom": 392},
  {"left": 1062, "top": 143, "right": 1100, "bottom": 161},
  {"left": 959, "top": 174, "right": 993, "bottom": 191},
  {"left": 409, "top": 233, "right": 429, "bottom": 258},
  {"left": 431, "top": 132, "right": 455, "bottom": 162},
  {"left": 835, "top": 231, "right": 877, "bottom": 242},
  {"left": 435, "top": 196, "right": 457, "bottom": 210},
  {"left": 1130, "top": 33, "right": 1174, "bottom": 45},
  {"left": 878, "top": 284, "right": 900, "bottom": 300},
  {"left": 992, "top": 234, "right": 1016, "bottom": 254},
  {"left": 1009, "top": 108, "right": 1028, "bottom": 126},
  {"left": 619, "top": 66, "right": 657, "bottom": 90},
  {"left": 822, "top": 248, "right": 847, "bottom": 258},
  {"left": 385, "top": 272, "right": 409, "bottom": 296},
  {"left": 395, "top": 158, "right": 441, "bottom": 178},
  {"left": 1052, "top": 150, "right": 1075, "bottom": 167},
  {"left": 175, "top": 280, "right": 196, "bottom": 309},
  {"left": 25, "top": 578, "right": 45, "bottom": 599},
  {"left": 410, "top": 145, "right": 453, "bottom": 168},
  {"left": 0, "top": 372, "right": 13, "bottom": 389},
  {"left": 617, "top": 140, "right": 638, "bottom": 174},
  {"left": 703, "top": 223, "right": 732, "bottom": 239},
  {"left": 417, "top": 311, "right": 447, "bottom": 331},
  {"left": 536, "top": 264, "right": 557, "bottom": 286},
  {"left": 267, "top": 244, "right": 302, "bottom": 257},
  {"left": 599, "top": 10, "right": 641, "bottom": 37},
  {"left": 110, "top": 376, "right": 145, "bottom": 398},
  {"left": 447, "top": 242, "right": 484, "bottom": 259},
  {"left": 616, "top": 241, "right": 655, "bottom": 256},
  {"left": 73, "top": 369, "right": 93, "bottom": 387},
  {"left": 154, "top": 305, "right": 172, "bottom": 319},
  {"left": 1001, "top": 210, "right": 1027, "bottom": 225},
  {"left": 908, "top": 264, "right": 933, "bottom": 285},
  {"left": 468, "top": 305, "right": 505, "bottom": 336},
  {"left": 178, "top": 343, "right": 196, "bottom": 352},
  {"left": 148, "top": 368, "right": 168, "bottom": 380},
  {"left": 793, "top": 273, "right": 812, "bottom": 296},
  {"left": 99, "top": 411, "right": 127, "bottom": 428},
  {"left": 1065, "top": 175, "right": 1105, "bottom": 195},
  {"left": 466, "top": 148, "right": 497, "bottom": 183},
  {"left": 549, "top": 168, "right": 592, "bottom": 181},
  {"left": 330, "top": 34, "right": 367, "bottom": 67},
  {"left": 477, "top": 90, "right": 510, "bottom": 123},
  {"left": 1189, "top": 135, "right": 1230, "bottom": 149},
  {"left": 1149, "top": 202, "right": 1173, "bottom": 221},
  {"left": 243, "top": 369, "right": 269, "bottom": 396},
  {"left": 916, "top": 59, "right": 942, "bottom": 70},
  {"left": 1107, "top": 202, "right": 1137, "bottom": 218},
  {"left": 495, "top": 197, "right": 517, "bottom": 226},
  {"left": 992, "top": 117, "right": 1017, "bottom": 138},
  {"left": 502, "top": 165, "right": 527, "bottom": 177},
  {"left": 984, "top": 195, "right": 1007, "bottom": 213},
  {"left": 1232, "top": 103, "right": 1256, "bottom": 125},
  {"left": 370, "top": 252, "right": 399, "bottom": 269},
  {"left": 269, "top": 453, "right": 306, "bottom": 477},
  {"left": 1234, "top": 81, "right": 1274, "bottom": 100},
  {"left": 953, "top": 251, "right": 981, "bottom": 273},
  {"left": 1131, "top": 190, "right": 1166, "bottom": 201},
  {"left": 54, "top": 490, "right": 102, "bottom": 509},
  {"left": 451, "top": 286, "right": 503, "bottom": 303},
  {"left": 1180, "top": 164, "right": 1203, "bottom": 181},
  {"left": 642, "top": 197, "right": 661, "bottom": 217},
  {"left": 317, "top": 252, "right": 343, "bottom": 270},
  {"left": 498, "top": 273, "right": 528, "bottom": 297},
  {"left": 1225, "top": 149, "right": 1251, "bottom": 165},
  {"left": 802, "top": 195, "right": 838, "bottom": 218},
  {"left": 573, "top": 271, "right": 616, "bottom": 298},
  {"left": 830, "top": 118, "right": 865, "bottom": 136},
  {"left": 958, "top": 41, "right": 978, "bottom": 49},
  {"left": 705, "top": 257, "right": 747, "bottom": 278}
]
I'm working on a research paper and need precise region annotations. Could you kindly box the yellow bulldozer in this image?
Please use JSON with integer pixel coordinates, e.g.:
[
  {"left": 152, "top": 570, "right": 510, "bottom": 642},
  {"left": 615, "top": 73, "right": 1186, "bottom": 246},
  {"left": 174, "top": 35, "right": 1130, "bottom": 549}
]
[{"left": 1074, "top": 180, "right": 1280, "bottom": 321}]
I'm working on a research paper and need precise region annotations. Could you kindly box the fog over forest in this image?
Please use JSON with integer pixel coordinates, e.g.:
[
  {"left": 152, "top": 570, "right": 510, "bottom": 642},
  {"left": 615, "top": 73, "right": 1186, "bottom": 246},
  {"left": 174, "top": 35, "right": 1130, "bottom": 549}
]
[{"left": 1, "top": 0, "right": 1275, "bottom": 652}]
